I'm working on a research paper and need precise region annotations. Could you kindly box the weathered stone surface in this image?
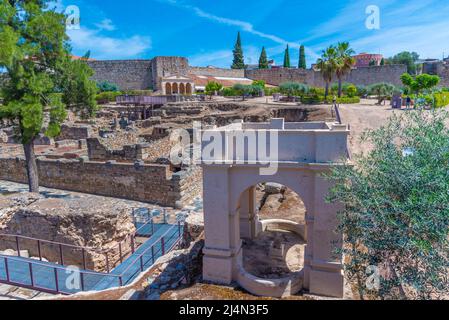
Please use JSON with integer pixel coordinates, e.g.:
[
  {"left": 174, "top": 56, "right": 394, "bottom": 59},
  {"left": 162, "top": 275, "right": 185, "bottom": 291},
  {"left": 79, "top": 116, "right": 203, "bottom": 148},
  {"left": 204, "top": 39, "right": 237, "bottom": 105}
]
[{"left": 0, "top": 193, "right": 136, "bottom": 271}]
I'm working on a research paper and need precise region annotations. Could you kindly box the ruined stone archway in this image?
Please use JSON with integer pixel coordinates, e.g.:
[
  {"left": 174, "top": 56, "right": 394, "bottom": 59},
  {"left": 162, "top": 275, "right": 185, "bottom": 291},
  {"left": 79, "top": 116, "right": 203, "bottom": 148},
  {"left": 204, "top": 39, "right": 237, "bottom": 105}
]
[{"left": 200, "top": 119, "right": 350, "bottom": 298}]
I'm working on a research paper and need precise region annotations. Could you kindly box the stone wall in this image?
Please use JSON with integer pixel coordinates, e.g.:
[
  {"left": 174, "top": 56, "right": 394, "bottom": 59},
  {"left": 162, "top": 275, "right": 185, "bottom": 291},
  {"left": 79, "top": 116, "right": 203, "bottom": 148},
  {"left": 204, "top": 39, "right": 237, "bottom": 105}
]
[
  {"left": 245, "top": 65, "right": 407, "bottom": 87},
  {"left": 56, "top": 124, "right": 93, "bottom": 141},
  {"left": 87, "top": 138, "right": 151, "bottom": 162},
  {"left": 87, "top": 60, "right": 153, "bottom": 91},
  {"left": 151, "top": 56, "right": 190, "bottom": 91},
  {"left": 0, "top": 157, "right": 201, "bottom": 207},
  {"left": 189, "top": 66, "right": 245, "bottom": 78}
]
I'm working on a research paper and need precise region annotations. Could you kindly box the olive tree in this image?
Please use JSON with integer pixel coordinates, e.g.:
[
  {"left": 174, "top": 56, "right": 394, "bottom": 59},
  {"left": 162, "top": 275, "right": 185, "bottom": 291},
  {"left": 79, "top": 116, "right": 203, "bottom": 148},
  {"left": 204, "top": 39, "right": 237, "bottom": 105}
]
[{"left": 326, "top": 110, "right": 449, "bottom": 300}]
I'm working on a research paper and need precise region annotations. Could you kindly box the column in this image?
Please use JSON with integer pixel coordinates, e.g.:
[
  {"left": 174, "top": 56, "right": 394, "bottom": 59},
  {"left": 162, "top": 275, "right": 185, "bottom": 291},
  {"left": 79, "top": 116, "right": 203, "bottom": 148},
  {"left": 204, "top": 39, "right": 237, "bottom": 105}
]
[
  {"left": 202, "top": 166, "right": 242, "bottom": 284},
  {"left": 309, "top": 173, "right": 344, "bottom": 298}
]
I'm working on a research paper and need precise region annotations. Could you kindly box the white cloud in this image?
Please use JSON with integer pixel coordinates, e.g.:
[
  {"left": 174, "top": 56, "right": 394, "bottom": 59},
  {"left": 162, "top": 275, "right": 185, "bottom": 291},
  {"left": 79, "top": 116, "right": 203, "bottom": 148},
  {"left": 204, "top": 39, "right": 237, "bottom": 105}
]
[
  {"left": 67, "top": 27, "right": 151, "bottom": 60},
  {"left": 95, "top": 19, "right": 116, "bottom": 31}
]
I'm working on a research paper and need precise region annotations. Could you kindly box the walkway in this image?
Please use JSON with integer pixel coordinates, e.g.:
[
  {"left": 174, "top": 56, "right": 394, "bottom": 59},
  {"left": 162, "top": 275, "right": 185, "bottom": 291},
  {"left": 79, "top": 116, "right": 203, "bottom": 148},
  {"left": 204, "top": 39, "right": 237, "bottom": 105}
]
[{"left": 0, "top": 223, "right": 183, "bottom": 295}]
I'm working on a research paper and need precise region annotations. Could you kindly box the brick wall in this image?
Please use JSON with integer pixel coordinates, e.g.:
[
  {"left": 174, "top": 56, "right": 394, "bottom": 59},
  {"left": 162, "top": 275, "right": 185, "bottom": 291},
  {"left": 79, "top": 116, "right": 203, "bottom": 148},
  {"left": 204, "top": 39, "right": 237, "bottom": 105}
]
[
  {"left": 0, "top": 157, "right": 201, "bottom": 207},
  {"left": 151, "top": 57, "right": 190, "bottom": 91}
]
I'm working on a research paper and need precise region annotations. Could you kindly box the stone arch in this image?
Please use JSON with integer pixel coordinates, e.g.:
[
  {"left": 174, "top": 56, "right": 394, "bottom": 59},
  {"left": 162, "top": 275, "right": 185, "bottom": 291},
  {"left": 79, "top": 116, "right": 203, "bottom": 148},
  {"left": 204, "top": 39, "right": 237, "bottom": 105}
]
[
  {"left": 172, "top": 82, "right": 179, "bottom": 94},
  {"left": 165, "top": 83, "right": 172, "bottom": 95},
  {"left": 179, "top": 83, "right": 186, "bottom": 95},
  {"left": 186, "top": 83, "right": 192, "bottom": 95}
]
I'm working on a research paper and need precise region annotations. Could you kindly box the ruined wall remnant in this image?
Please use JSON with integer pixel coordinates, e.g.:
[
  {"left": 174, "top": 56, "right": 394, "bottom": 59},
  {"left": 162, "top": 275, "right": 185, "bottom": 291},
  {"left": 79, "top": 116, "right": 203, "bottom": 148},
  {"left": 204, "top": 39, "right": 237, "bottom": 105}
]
[
  {"left": 56, "top": 124, "right": 93, "bottom": 141},
  {"left": 0, "top": 193, "right": 135, "bottom": 272},
  {"left": 0, "top": 157, "right": 202, "bottom": 207}
]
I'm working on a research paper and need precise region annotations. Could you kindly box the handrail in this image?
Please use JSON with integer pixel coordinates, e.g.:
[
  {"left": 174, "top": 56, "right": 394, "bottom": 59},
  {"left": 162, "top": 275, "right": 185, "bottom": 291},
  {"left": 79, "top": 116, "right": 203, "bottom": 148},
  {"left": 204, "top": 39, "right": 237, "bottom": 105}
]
[
  {"left": 0, "top": 233, "right": 96, "bottom": 251},
  {"left": 117, "top": 223, "right": 181, "bottom": 277},
  {"left": 0, "top": 221, "right": 184, "bottom": 294},
  {"left": 0, "top": 254, "right": 120, "bottom": 278}
]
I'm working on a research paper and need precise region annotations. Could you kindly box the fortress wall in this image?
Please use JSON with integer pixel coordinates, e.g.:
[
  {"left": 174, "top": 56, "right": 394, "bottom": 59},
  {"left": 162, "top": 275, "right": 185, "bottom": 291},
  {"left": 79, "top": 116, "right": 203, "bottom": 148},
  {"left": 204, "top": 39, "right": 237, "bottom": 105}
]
[
  {"left": 189, "top": 66, "right": 245, "bottom": 78},
  {"left": 87, "top": 60, "right": 153, "bottom": 91}
]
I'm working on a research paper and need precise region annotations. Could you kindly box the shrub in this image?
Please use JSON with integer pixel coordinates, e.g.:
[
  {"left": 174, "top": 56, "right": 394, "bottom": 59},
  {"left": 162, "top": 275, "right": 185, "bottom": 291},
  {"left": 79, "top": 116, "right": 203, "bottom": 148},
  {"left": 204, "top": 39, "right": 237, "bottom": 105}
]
[
  {"left": 96, "top": 91, "right": 122, "bottom": 104},
  {"left": 97, "top": 81, "right": 119, "bottom": 92},
  {"left": 279, "top": 82, "right": 309, "bottom": 97},
  {"left": 368, "top": 82, "right": 397, "bottom": 104},
  {"left": 434, "top": 92, "right": 449, "bottom": 108},
  {"left": 123, "top": 90, "right": 153, "bottom": 96},
  {"left": 356, "top": 85, "right": 368, "bottom": 97}
]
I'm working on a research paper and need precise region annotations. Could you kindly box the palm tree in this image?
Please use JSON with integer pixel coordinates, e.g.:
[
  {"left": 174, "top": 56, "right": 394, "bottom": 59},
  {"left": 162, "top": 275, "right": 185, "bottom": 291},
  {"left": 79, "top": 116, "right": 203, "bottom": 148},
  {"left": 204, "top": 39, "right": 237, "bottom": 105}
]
[
  {"left": 335, "top": 42, "right": 355, "bottom": 97},
  {"left": 316, "top": 46, "right": 338, "bottom": 99}
]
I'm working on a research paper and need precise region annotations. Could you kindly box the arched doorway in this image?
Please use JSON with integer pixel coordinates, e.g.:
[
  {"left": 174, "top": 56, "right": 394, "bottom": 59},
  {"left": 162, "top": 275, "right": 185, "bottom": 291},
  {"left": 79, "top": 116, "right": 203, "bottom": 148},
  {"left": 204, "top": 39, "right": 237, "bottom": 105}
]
[
  {"left": 186, "top": 83, "right": 192, "bottom": 95},
  {"left": 165, "top": 83, "right": 172, "bottom": 95},
  {"left": 236, "top": 182, "right": 307, "bottom": 296},
  {"left": 172, "top": 83, "right": 179, "bottom": 94},
  {"left": 179, "top": 83, "right": 186, "bottom": 95}
]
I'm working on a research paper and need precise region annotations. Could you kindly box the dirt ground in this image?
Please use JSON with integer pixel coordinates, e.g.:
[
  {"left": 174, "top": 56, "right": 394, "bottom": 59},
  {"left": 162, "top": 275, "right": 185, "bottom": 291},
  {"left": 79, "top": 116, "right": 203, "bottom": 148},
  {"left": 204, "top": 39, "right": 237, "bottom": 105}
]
[{"left": 243, "top": 229, "right": 305, "bottom": 279}]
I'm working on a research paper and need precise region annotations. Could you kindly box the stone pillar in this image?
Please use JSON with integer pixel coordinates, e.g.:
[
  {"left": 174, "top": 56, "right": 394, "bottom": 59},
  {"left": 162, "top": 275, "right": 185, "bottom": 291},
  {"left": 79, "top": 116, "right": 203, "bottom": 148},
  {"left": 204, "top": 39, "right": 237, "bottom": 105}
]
[
  {"left": 202, "top": 166, "right": 242, "bottom": 284},
  {"left": 309, "top": 174, "right": 344, "bottom": 298},
  {"left": 239, "top": 186, "right": 259, "bottom": 239}
]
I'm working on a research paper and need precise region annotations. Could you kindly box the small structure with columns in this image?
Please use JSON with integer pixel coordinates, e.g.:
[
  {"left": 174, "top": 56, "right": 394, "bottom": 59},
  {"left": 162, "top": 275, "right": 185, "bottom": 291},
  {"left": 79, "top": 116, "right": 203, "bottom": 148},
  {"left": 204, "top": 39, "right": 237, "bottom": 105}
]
[
  {"left": 161, "top": 75, "right": 195, "bottom": 95},
  {"left": 199, "top": 119, "right": 350, "bottom": 298}
]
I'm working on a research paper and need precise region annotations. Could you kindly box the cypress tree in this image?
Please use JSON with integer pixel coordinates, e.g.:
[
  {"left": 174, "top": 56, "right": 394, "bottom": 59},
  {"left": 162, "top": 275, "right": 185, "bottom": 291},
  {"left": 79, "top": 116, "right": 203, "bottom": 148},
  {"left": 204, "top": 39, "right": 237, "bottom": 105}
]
[
  {"left": 283, "top": 45, "right": 291, "bottom": 68},
  {"left": 299, "top": 45, "right": 307, "bottom": 69},
  {"left": 259, "top": 47, "right": 269, "bottom": 69},
  {"left": 231, "top": 32, "right": 245, "bottom": 69}
]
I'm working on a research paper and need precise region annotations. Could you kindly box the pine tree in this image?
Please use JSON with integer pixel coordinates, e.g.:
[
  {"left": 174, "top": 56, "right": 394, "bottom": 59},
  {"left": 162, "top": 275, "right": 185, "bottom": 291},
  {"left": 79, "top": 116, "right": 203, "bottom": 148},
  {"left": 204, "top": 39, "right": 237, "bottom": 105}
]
[
  {"left": 231, "top": 32, "right": 245, "bottom": 69},
  {"left": 258, "top": 47, "right": 269, "bottom": 69},
  {"left": 380, "top": 58, "right": 385, "bottom": 66},
  {"left": 283, "top": 45, "right": 291, "bottom": 68},
  {"left": 299, "top": 45, "right": 307, "bottom": 69}
]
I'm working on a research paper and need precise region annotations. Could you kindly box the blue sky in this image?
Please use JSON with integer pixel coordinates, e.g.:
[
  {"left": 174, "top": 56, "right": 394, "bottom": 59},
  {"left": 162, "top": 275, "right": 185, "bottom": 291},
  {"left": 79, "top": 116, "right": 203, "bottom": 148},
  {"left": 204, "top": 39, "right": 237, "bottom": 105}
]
[{"left": 52, "top": 0, "right": 449, "bottom": 67}]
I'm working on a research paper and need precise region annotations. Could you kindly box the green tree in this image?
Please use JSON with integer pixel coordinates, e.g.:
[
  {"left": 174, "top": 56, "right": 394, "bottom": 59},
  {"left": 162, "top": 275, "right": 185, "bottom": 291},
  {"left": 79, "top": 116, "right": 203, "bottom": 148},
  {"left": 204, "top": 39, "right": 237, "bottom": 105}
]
[
  {"left": 279, "top": 82, "right": 309, "bottom": 98},
  {"left": 97, "top": 81, "right": 120, "bottom": 92},
  {"left": 205, "top": 81, "right": 223, "bottom": 98},
  {"left": 400, "top": 73, "right": 440, "bottom": 94},
  {"left": 316, "top": 46, "right": 338, "bottom": 99},
  {"left": 335, "top": 42, "right": 355, "bottom": 97},
  {"left": 258, "top": 47, "right": 269, "bottom": 69},
  {"left": 326, "top": 110, "right": 449, "bottom": 300},
  {"left": 380, "top": 58, "right": 385, "bottom": 66},
  {"left": 283, "top": 45, "right": 291, "bottom": 68},
  {"left": 0, "top": 0, "right": 97, "bottom": 192},
  {"left": 387, "top": 51, "right": 420, "bottom": 75},
  {"left": 231, "top": 32, "right": 245, "bottom": 69},
  {"left": 298, "top": 45, "right": 307, "bottom": 69},
  {"left": 367, "top": 82, "right": 397, "bottom": 105}
]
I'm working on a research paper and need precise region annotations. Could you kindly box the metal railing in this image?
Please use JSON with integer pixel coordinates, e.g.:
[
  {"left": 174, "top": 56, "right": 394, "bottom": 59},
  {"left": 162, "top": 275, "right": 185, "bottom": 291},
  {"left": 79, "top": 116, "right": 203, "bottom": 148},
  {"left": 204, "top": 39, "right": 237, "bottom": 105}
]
[
  {"left": 0, "top": 218, "right": 157, "bottom": 273},
  {"left": 0, "top": 222, "right": 183, "bottom": 295}
]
